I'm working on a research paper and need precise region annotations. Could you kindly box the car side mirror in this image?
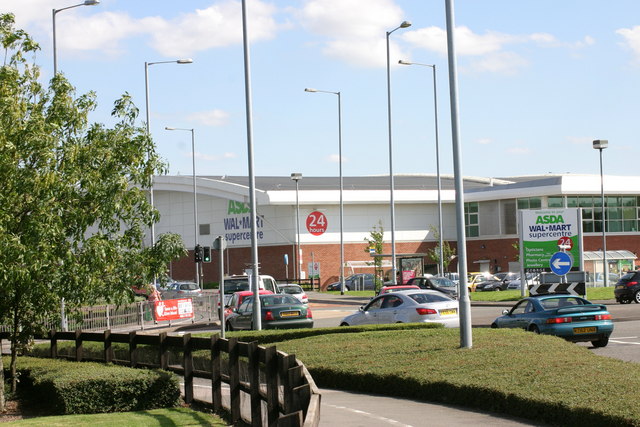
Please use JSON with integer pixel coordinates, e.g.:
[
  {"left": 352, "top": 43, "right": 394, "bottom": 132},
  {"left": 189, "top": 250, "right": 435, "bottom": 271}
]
[
  {"left": 359, "top": 305, "right": 364, "bottom": 311},
  {"left": 502, "top": 309, "right": 509, "bottom": 315}
]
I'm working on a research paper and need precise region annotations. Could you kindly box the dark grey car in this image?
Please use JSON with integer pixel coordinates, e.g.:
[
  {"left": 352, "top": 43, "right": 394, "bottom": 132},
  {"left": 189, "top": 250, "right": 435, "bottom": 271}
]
[{"left": 326, "top": 273, "right": 376, "bottom": 291}]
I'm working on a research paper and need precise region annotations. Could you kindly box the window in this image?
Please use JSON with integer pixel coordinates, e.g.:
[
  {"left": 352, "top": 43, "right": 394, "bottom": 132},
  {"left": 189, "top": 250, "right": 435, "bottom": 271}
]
[
  {"left": 517, "top": 197, "right": 541, "bottom": 210},
  {"left": 547, "top": 196, "right": 564, "bottom": 208},
  {"left": 199, "top": 224, "right": 210, "bottom": 236},
  {"left": 547, "top": 195, "right": 640, "bottom": 234},
  {"left": 464, "top": 202, "right": 479, "bottom": 237}
]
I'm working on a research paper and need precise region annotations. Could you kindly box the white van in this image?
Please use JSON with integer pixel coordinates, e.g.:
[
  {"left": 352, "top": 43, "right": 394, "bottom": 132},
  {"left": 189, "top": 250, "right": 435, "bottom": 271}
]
[{"left": 221, "top": 274, "right": 279, "bottom": 305}]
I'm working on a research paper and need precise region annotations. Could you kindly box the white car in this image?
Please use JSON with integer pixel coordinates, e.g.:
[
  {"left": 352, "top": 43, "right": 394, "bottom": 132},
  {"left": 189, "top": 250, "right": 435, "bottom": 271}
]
[
  {"left": 339, "top": 290, "right": 459, "bottom": 328},
  {"left": 278, "top": 284, "right": 309, "bottom": 304}
]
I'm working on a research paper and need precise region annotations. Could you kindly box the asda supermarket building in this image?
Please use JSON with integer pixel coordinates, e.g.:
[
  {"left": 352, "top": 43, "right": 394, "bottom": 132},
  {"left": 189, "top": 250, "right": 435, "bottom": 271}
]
[{"left": 151, "top": 174, "right": 640, "bottom": 287}]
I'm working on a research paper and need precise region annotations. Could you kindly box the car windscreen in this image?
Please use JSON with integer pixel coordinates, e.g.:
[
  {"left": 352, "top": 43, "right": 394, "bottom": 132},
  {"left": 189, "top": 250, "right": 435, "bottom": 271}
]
[
  {"left": 260, "top": 295, "right": 299, "bottom": 306},
  {"left": 179, "top": 283, "right": 199, "bottom": 290},
  {"left": 408, "top": 293, "right": 452, "bottom": 303},
  {"left": 280, "top": 286, "right": 302, "bottom": 294},
  {"left": 224, "top": 279, "right": 250, "bottom": 294},
  {"left": 430, "top": 278, "right": 456, "bottom": 288}
]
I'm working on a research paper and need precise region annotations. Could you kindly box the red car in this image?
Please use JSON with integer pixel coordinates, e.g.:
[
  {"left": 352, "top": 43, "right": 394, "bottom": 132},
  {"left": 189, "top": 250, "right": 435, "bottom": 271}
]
[{"left": 224, "top": 290, "right": 274, "bottom": 319}]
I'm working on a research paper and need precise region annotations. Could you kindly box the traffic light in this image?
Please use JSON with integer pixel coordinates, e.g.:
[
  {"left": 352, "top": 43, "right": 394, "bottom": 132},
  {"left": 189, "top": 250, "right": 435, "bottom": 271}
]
[
  {"left": 194, "top": 244, "right": 203, "bottom": 263},
  {"left": 203, "top": 246, "right": 211, "bottom": 263}
]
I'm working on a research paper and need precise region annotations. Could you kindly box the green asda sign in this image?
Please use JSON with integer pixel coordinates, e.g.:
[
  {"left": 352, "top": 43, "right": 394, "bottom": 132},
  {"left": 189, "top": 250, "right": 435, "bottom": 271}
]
[{"left": 519, "top": 208, "right": 582, "bottom": 271}]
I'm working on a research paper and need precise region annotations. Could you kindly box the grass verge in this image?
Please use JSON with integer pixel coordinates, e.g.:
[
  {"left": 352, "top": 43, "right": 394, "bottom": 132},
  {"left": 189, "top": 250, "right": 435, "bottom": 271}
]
[{"left": 3, "top": 407, "right": 228, "bottom": 426}]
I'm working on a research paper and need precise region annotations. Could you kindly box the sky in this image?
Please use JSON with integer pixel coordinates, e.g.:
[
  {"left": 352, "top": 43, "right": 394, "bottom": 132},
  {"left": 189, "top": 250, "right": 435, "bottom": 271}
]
[{"left": 5, "top": 0, "right": 640, "bottom": 179}]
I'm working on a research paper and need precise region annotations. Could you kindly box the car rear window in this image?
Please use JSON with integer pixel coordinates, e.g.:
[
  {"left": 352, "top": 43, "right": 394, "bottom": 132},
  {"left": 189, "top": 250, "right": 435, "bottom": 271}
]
[
  {"left": 408, "top": 293, "right": 452, "bottom": 304},
  {"left": 180, "top": 283, "right": 199, "bottom": 290},
  {"left": 224, "top": 280, "right": 250, "bottom": 294},
  {"left": 260, "top": 295, "right": 298, "bottom": 306},
  {"left": 540, "top": 297, "right": 585, "bottom": 309},
  {"left": 621, "top": 272, "right": 640, "bottom": 281},
  {"left": 281, "top": 286, "right": 302, "bottom": 294}
]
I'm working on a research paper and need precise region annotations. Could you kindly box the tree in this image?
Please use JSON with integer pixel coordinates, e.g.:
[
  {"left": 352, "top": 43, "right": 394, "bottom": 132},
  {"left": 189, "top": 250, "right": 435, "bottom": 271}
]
[
  {"left": 426, "top": 226, "right": 457, "bottom": 274},
  {"left": 364, "top": 221, "right": 385, "bottom": 291},
  {"left": 0, "top": 14, "right": 186, "bottom": 406}
]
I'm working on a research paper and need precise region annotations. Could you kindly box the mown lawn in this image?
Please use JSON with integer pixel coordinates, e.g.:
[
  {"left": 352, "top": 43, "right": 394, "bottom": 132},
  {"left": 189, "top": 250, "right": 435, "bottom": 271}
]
[{"left": 3, "top": 407, "right": 228, "bottom": 426}]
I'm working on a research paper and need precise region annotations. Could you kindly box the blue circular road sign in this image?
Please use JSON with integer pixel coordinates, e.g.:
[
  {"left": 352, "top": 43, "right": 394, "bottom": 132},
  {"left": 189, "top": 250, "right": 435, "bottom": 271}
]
[{"left": 550, "top": 251, "right": 572, "bottom": 276}]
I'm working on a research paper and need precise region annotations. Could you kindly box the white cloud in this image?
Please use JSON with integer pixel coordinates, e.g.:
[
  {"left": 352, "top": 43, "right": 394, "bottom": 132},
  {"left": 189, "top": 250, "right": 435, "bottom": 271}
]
[
  {"left": 187, "top": 110, "right": 230, "bottom": 127},
  {"left": 507, "top": 146, "right": 533, "bottom": 155},
  {"left": 296, "top": 0, "right": 410, "bottom": 67},
  {"left": 617, "top": 26, "right": 640, "bottom": 61},
  {"left": 327, "top": 153, "right": 347, "bottom": 163}
]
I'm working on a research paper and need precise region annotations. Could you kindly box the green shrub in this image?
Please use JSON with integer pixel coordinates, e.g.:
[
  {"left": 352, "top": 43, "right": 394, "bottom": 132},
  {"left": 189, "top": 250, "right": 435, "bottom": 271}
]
[{"left": 9, "top": 356, "right": 180, "bottom": 415}]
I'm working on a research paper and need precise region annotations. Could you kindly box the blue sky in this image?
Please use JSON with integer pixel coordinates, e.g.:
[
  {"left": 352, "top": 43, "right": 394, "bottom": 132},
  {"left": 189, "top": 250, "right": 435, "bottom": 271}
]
[{"left": 6, "top": 0, "right": 640, "bottom": 178}]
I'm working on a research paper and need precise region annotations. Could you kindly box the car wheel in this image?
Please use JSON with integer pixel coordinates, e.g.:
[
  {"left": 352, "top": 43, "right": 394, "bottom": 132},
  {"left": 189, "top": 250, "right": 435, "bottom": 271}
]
[
  {"left": 528, "top": 324, "right": 540, "bottom": 334},
  {"left": 592, "top": 337, "right": 609, "bottom": 348},
  {"left": 635, "top": 291, "right": 640, "bottom": 304},
  {"left": 620, "top": 298, "right": 632, "bottom": 305},
  {"left": 490, "top": 323, "right": 498, "bottom": 329},
  {"left": 494, "top": 288, "right": 501, "bottom": 292},
  {"left": 226, "top": 322, "right": 233, "bottom": 332},
  {"left": 340, "top": 322, "right": 349, "bottom": 327}
]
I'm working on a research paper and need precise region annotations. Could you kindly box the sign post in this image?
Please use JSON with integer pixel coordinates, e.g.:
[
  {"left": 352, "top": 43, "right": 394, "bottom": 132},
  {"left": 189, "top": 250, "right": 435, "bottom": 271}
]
[{"left": 214, "top": 236, "right": 226, "bottom": 337}]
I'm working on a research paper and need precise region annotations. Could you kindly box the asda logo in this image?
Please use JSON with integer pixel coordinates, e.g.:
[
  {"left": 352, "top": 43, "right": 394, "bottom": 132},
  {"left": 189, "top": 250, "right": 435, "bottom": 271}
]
[
  {"left": 536, "top": 215, "right": 564, "bottom": 224},
  {"left": 228, "top": 200, "right": 250, "bottom": 215}
]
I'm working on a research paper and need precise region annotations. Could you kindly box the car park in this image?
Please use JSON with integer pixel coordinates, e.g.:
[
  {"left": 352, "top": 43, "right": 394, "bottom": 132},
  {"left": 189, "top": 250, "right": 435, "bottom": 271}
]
[
  {"left": 278, "top": 284, "right": 309, "bottom": 304},
  {"left": 226, "top": 294, "right": 313, "bottom": 330},
  {"left": 467, "top": 272, "right": 500, "bottom": 292},
  {"left": 406, "top": 276, "right": 458, "bottom": 298},
  {"left": 614, "top": 271, "right": 640, "bottom": 304},
  {"left": 160, "top": 281, "right": 202, "bottom": 299},
  {"left": 339, "top": 290, "right": 459, "bottom": 328},
  {"left": 326, "top": 273, "right": 376, "bottom": 291},
  {"left": 506, "top": 273, "right": 539, "bottom": 290},
  {"left": 490, "top": 294, "right": 613, "bottom": 347}
]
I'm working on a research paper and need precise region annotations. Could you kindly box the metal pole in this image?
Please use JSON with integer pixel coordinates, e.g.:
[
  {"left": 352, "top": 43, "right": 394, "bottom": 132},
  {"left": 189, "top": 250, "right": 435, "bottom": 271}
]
[
  {"left": 191, "top": 129, "right": 199, "bottom": 287},
  {"left": 52, "top": 9, "right": 58, "bottom": 75},
  {"left": 337, "top": 92, "right": 345, "bottom": 295},
  {"left": 445, "top": 0, "right": 472, "bottom": 348},
  {"left": 144, "top": 62, "right": 156, "bottom": 248},
  {"left": 295, "top": 179, "right": 301, "bottom": 284},
  {"left": 599, "top": 148, "right": 608, "bottom": 287},
  {"left": 386, "top": 28, "right": 398, "bottom": 285},
  {"left": 241, "top": 0, "right": 261, "bottom": 330},
  {"left": 432, "top": 65, "right": 445, "bottom": 277},
  {"left": 218, "top": 236, "right": 225, "bottom": 338}
]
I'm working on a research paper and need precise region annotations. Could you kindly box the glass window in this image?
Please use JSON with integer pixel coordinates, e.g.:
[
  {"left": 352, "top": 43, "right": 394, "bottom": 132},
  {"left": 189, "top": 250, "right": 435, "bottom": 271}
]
[
  {"left": 607, "top": 196, "right": 621, "bottom": 207},
  {"left": 624, "top": 220, "right": 638, "bottom": 232},
  {"left": 567, "top": 197, "right": 578, "bottom": 207},
  {"left": 583, "top": 221, "right": 594, "bottom": 233},
  {"left": 530, "top": 198, "right": 541, "bottom": 209},
  {"left": 517, "top": 199, "right": 529, "bottom": 210},
  {"left": 607, "top": 207, "right": 622, "bottom": 220},
  {"left": 608, "top": 221, "right": 622, "bottom": 232},
  {"left": 623, "top": 197, "right": 635, "bottom": 207},
  {"left": 547, "top": 196, "right": 564, "bottom": 208},
  {"left": 582, "top": 208, "right": 593, "bottom": 220},
  {"left": 623, "top": 207, "right": 636, "bottom": 220},
  {"left": 579, "top": 197, "right": 593, "bottom": 207}
]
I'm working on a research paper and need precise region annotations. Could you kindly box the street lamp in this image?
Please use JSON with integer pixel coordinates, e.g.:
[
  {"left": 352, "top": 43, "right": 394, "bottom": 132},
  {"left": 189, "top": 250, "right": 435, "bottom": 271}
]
[
  {"left": 53, "top": 0, "right": 100, "bottom": 75},
  {"left": 386, "top": 20, "right": 411, "bottom": 285},
  {"left": 166, "top": 127, "right": 199, "bottom": 286},
  {"left": 144, "top": 58, "right": 193, "bottom": 247},
  {"left": 593, "top": 139, "right": 609, "bottom": 287},
  {"left": 291, "top": 173, "right": 303, "bottom": 285},
  {"left": 304, "top": 88, "right": 345, "bottom": 294},
  {"left": 399, "top": 60, "right": 444, "bottom": 277}
]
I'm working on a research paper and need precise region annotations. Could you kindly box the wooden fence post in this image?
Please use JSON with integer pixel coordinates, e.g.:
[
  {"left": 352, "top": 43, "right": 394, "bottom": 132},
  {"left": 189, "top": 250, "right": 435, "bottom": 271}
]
[
  {"left": 159, "top": 332, "right": 168, "bottom": 370},
  {"left": 264, "top": 346, "right": 278, "bottom": 427},
  {"left": 183, "top": 333, "right": 194, "bottom": 403},
  {"left": 129, "top": 331, "right": 137, "bottom": 368},
  {"left": 103, "top": 330, "right": 113, "bottom": 363},
  {"left": 288, "top": 364, "right": 304, "bottom": 414},
  {"left": 50, "top": 329, "right": 57, "bottom": 359},
  {"left": 228, "top": 337, "right": 240, "bottom": 424},
  {"left": 210, "top": 335, "right": 222, "bottom": 412},
  {"left": 279, "top": 353, "right": 296, "bottom": 415},
  {"left": 75, "top": 329, "right": 83, "bottom": 362},
  {"left": 248, "top": 341, "right": 261, "bottom": 426}
]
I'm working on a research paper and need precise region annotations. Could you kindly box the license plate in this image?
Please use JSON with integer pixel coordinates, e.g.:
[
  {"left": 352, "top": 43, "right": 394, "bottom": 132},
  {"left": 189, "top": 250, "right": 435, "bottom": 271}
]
[
  {"left": 573, "top": 327, "right": 597, "bottom": 334},
  {"left": 280, "top": 311, "right": 300, "bottom": 318},
  {"left": 439, "top": 309, "right": 457, "bottom": 316},
  {"left": 616, "top": 285, "right": 624, "bottom": 289}
]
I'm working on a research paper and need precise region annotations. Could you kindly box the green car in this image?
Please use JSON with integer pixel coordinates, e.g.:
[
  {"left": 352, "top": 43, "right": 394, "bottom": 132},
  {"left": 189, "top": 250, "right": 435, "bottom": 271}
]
[{"left": 227, "top": 294, "right": 314, "bottom": 330}]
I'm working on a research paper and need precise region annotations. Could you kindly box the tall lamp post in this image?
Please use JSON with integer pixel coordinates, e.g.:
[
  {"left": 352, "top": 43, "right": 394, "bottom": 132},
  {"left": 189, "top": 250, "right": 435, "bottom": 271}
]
[
  {"left": 304, "top": 88, "right": 345, "bottom": 294},
  {"left": 291, "top": 173, "right": 303, "bottom": 285},
  {"left": 398, "top": 60, "right": 444, "bottom": 276},
  {"left": 386, "top": 20, "right": 411, "bottom": 284},
  {"left": 165, "top": 127, "right": 199, "bottom": 286},
  {"left": 53, "top": 0, "right": 100, "bottom": 75},
  {"left": 144, "top": 58, "right": 193, "bottom": 247},
  {"left": 593, "top": 140, "right": 609, "bottom": 287}
]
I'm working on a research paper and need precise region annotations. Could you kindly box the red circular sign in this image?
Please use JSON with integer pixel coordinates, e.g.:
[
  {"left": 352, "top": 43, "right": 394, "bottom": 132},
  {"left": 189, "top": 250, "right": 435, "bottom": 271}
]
[
  {"left": 557, "top": 236, "right": 573, "bottom": 250},
  {"left": 306, "top": 211, "right": 328, "bottom": 236}
]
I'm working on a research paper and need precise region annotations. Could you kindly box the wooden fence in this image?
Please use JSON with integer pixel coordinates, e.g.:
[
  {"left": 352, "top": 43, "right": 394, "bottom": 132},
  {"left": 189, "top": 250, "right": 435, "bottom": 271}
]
[{"left": 0, "top": 330, "right": 320, "bottom": 427}]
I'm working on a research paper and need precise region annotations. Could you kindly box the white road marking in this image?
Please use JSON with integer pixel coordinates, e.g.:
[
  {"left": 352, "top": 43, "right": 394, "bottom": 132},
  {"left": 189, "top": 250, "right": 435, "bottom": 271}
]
[
  {"left": 611, "top": 336, "right": 638, "bottom": 339},
  {"left": 610, "top": 339, "right": 640, "bottom": 345},
  {"left": 324, "top": 403, "right": 413, "bottom": 427}
]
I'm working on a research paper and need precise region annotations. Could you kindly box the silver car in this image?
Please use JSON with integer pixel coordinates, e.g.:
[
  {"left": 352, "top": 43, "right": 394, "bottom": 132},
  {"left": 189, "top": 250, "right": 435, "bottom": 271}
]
[
  {"left": 339, "top": 290, "right": 459, "bottom": 328},
  {"left": 278, "top": 284, "right": 309, "bottom": 304},
  {"left": 161, "top": 281, "right": 202, "bottom": 300}
]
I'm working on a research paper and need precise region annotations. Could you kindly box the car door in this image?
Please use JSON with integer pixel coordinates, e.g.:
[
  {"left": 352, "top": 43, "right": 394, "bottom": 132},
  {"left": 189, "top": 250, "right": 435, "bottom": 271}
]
[
  {"left": 354, "top": 296, "right": 384, "bottom": 325},
  {"left": 376, "top": 295, "right": 404, "bottom": 324},
  {"left": 232, "top": 298, "right": 254, "bottom": 330},
  {"left": 501, "top": 300, "right": 534, "bottom": 329}
]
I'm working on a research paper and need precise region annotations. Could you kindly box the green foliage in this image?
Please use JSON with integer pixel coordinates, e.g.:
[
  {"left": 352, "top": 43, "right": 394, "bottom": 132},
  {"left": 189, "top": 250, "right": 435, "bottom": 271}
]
[
  {"left": 363, "top": 220, "right": 385, "bottom": 289},
  {"left": 425, "top": 225, "right": 457, "bottom": 272},
  {"left": 0, "top": 13, "right": 186, "bottom": 384},
  {"left": 9, "top": 356, "right": 180, "bottom": 415}
]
